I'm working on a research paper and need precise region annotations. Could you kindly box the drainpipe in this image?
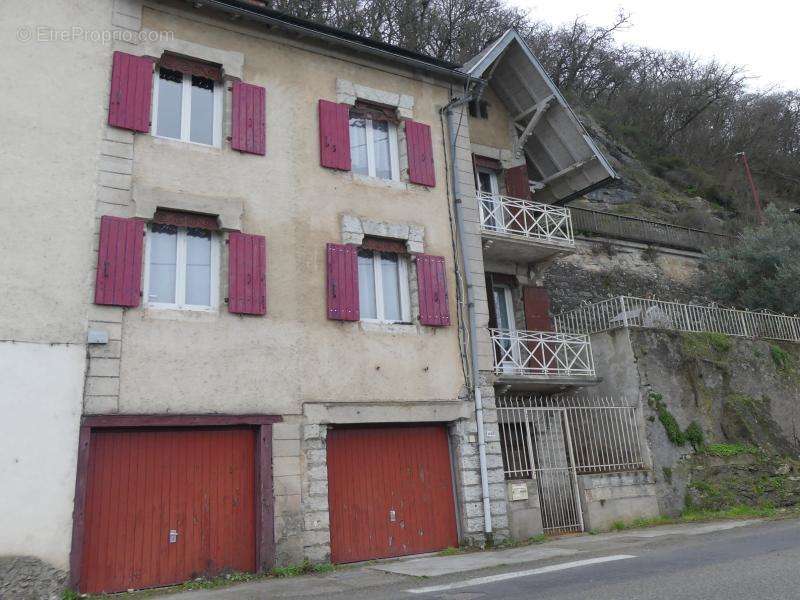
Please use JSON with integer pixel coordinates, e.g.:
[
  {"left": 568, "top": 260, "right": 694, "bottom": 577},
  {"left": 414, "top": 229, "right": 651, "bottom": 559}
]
[{"left": 443, "top": 81, "right": 493, "bottom": 540}]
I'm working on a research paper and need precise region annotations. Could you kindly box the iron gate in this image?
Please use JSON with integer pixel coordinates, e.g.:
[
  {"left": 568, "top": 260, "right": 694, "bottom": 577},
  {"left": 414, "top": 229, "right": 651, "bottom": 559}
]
[{"left": 498, "top": 396, "right": 646, "bottom": 534}]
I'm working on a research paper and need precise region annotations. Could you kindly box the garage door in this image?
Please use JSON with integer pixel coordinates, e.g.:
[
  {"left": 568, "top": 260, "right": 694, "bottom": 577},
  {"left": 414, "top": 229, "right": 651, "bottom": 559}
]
[
  {"left": 327, "top": 425, "right": 458, "bottom": 563},
  {"left": 79, "top": 427, "right": 257, "bottom": 593}
]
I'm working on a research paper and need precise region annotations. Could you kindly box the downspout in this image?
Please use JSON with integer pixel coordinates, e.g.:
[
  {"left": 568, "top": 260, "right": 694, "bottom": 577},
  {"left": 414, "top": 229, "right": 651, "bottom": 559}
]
[{"left": 443, "top": 80, "right": 493, "bottom": 540}]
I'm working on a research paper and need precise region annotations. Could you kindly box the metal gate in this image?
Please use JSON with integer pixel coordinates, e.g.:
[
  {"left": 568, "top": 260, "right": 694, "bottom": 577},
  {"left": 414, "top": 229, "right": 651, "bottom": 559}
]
[{"left": 498, "top": 396, "right": 646, "bottom": 535}]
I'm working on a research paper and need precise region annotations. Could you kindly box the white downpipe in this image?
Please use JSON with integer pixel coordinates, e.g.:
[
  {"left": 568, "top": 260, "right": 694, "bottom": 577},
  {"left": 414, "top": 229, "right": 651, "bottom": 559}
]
[{"left": 444, "top": 84, "right": 493, "bottom": 537}]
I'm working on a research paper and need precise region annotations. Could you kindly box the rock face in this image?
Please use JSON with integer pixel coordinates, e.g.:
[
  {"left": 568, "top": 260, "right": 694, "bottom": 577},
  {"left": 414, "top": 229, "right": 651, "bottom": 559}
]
[
  {"left": 0, "top": 556, "right": 67, "bottom": 600},
  {"left": 591, "top": 328, "right": 800, "bottom": 515}
]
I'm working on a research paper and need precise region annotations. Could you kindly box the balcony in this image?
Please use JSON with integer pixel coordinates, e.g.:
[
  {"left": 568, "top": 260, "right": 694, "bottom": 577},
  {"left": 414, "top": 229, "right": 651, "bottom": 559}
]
[
  {"left": 490, "top": 328, "right": 599, "bottom": 391},
  {"left": 478, "top": 191, "right": 575, "bottom": 263}
]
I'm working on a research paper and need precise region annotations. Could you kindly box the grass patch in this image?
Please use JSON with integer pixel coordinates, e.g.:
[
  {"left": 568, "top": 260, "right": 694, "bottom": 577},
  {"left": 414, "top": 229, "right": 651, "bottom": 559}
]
[
  {"left": 770, "top": 344, "right": 793, "bottom": 371},
  {"left": 648, "top": 392, "right": 686, "bottom": 446},
  {"left": 682, "top": 332, "right": 732, "bottom": 358},
  {"left": 437, "top": 546, "right": 461, "bottom": 556},
  {"left": 685, "top": 421, "right": 705, "bottom": 451},
  {"left": 608, "top": 504, "right": 779, "bottom": 532},
  {"left": 704, "top": 443, "right": 759, "bottom": 457}
]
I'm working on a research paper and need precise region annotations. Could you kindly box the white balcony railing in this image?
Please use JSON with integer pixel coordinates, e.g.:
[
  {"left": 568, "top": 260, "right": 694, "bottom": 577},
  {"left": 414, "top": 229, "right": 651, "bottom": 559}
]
[
  {"left": 478, "top": 191, "right": 574, "bottom": 245},
  {"left": 554, "top": 296, "right": 800, "bottom": 343},
  {"left": 490, "top": 329, "right": 596, "bottom": 378}
]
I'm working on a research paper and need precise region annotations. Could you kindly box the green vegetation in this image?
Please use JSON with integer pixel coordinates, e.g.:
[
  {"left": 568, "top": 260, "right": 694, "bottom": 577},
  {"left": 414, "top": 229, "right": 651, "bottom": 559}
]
[
  {"left": 648, "top": 392, "right": 686, "bottom": 446},
  {"left": 608, "top": 505, "right": 780, "bottom": 532},
  {"left": 437, "top": 546, "right": 461, "bottom": 556},
  {"left": 704, "top": 443, "right": 759, "bottom": 457},
  {"left": 662, "top": 466, "right": 673, "bottom": 484},
  {"left": 684, "top": 422, "right": 705, "bottom": 451},
  {"left": 770, "top": 344, "right": 792, "bottom": 371},
  {"left": 272, "top": 559, "right": 335, "bottom": 577},
  {"left": 682, "top": 332, "right": 733, "bottom": 359},
  {"left": 61, "top": 590, "right": 80, "bottom": 600}
]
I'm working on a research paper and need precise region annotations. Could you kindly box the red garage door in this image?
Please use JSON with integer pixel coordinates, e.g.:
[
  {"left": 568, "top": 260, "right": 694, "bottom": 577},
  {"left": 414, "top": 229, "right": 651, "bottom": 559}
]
[
  {"left": 327, "top": 425, "right": 458, "bottom": 563},
  {"left": 79, "top": 427, "right": 257, "bottom": 593}
]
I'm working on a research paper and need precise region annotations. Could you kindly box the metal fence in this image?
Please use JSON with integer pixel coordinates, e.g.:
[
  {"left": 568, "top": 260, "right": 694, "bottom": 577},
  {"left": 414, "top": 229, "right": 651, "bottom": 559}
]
[
  {"left": 570, "top": 206, "right": 731, "bottom": 252},
  {"left": 490, "top": 329, "right": 595, "bottom": 378},
  {"left": 554, "top": 296, "right": 800, "bottom": 343},
  {"left": 477, "top": 191, "right": 574, "bottom": 246},
  {"left": 496, "top": 396, "right": 647, "bottom": 534},
  {"left": 496, "top": 396, "right": 646, "bottom": 479}
]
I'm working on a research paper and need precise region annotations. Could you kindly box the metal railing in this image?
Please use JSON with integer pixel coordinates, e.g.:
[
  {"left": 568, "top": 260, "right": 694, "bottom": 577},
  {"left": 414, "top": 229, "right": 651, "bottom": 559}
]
[
  {"left": 555, "top": 296, "right": 800, "bottom": 342},
  {"left": 490, "top": 329, "right": 596, "bottom": 378},
  {"left": 497, "top": 396, "right": 646, "bottom": 480},
  {"left": 477, "top": 191, "right": 574, "bottom": 246},
  {"left": 570, "top": 206, "right": 732, "bottom": 252}
]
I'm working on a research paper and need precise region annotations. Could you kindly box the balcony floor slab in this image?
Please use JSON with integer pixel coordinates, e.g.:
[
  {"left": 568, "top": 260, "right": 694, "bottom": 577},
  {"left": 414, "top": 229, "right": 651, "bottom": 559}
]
[{"left": 481, "top": 231, "right": 575, "bottom": 263}]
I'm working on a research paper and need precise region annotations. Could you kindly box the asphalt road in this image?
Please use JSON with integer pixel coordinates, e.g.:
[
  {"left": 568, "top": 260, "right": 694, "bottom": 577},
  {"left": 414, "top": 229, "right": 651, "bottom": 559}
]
[
  {"left": 405, "top": 518, "right": 800, "bottom": 600},
  {"left": 167, "top": 518, "right": 800, "bottom": 600}
]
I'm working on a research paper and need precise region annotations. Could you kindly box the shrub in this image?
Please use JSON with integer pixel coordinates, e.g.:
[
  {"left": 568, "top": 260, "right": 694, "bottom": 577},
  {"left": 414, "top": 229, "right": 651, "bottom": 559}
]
[{"left": 685, "top": 422, "right": 705, "bottom": 451}]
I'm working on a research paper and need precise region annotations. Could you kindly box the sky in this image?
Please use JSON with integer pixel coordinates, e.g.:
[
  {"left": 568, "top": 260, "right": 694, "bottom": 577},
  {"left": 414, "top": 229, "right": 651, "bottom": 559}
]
[{"left": 512, "top": 1, "right": 798, "bottom": 91}]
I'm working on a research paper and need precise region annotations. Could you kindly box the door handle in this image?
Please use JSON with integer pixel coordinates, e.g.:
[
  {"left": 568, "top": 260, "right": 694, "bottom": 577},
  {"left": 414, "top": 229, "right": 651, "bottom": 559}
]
[{"left": 389, "top": 509, "right": 396, "bottom": 522}]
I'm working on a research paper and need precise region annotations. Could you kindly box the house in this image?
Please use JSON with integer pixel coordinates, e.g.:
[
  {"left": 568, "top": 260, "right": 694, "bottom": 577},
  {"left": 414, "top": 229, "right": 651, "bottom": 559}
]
[{"left": 0, "top": 1, "right": 616, "bottom": 596}]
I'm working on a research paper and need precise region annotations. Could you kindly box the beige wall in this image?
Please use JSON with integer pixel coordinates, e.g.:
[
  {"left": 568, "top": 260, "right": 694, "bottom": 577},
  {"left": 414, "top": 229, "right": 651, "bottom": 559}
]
[
  {"left": 468, "top": 84, "right": 515, "bottom": 153},
  {"left": 108, "top": 4, "right": 465, "bottom": 415}
]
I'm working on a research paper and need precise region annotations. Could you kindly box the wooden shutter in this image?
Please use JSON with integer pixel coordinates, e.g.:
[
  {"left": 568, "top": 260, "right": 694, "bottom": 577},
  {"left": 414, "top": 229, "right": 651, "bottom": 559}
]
[
  {"left": 505, "top": 164, "right": 530, "bottom": 200},
  {"left": 94, "top": 216, "right": 144, "bottom": 307},
  {"left": 228, "top": 232, "right": 267, "bottom": 315},
  {"left": 108, "top": 51, "right": 154, "bottom": 132},
  {"left": 319, "top": 100, "right": 351, "bottom": 170},
  {"left": 327, "top": 243, "right": 359, "bottom": 321},
  {"left": 405, "top": 120, "right": 436, "bottom": 187},
  {"left": 231, "top": 82, "right": 266, "bottom": 155},
  {"left": 416, "top": 254, "right": 450, "bottom": 326},
  {"left": 523, "top": 286, "right": 554, "bottom": 331}
]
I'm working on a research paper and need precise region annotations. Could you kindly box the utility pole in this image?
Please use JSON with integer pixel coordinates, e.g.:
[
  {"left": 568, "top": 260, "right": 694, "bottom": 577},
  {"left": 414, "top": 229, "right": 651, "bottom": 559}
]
[{"left": 735, "top": 151, "right": 764, "bottom": 225}]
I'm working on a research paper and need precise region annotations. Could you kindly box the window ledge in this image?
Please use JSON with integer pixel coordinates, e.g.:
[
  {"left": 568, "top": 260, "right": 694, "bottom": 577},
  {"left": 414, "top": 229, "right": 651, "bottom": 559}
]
[
  {"left": 352, "top": 173, "right": 408, "bottom": 191},
  {"left": 360, "top": 321, "right": 418, "bottom": 335},
  {"left": 140, "top": 307, "right": 220, "bottom": 322},
  {"left": 147, "top": 135, "right": 222, "bottom": 154}
]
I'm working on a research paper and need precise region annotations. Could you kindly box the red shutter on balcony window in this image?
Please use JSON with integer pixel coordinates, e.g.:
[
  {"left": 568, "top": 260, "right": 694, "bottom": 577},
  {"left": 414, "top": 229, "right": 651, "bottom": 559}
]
[
  {"left": 405, "top": 120, "right": 436, "bottom": 187},
  {"left": 523, "top": 286, "right": 554, "bottom": 331},
  {"left": 505, "top": 164, "right": 530, "bottom": 199},
  {"left": 228, "top": 232, "right": 267, "bottom": 315},
  {"left": 231, "top": 81, "right": 266, "bottom": 155},
  {"left": 94, "top": 216, "right": 144, "bottom": 307},
  {"left": 327, "top": 243, "right": 359, "bottom": 321},
  {"left": 416, "top": 254, "right": 450, "bottom": 326},
  {"left": 108, "top": 51, "right": 154, "bottom": 132},
  {"left": 319, "top": 100, "right": 351, "bottom": 170}
]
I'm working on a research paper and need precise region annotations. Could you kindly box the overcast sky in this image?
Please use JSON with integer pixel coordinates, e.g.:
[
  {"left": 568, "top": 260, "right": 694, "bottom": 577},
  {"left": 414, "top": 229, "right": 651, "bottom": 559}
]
[{"left": 513, "top": 1, "right": 797, "bottom": 91}]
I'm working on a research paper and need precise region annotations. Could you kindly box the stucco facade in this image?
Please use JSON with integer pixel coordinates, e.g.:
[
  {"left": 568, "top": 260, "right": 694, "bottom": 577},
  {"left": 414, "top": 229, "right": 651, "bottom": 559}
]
[{"left": 2, "top": 1, "right": 515, "bottom": 594}]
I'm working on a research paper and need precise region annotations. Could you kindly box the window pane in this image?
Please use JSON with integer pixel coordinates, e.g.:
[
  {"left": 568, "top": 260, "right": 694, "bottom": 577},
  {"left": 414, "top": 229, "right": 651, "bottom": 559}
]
[
  {"left": 380, "top": 253, "right": 401, "bottom": 322},
  {"left": 156, "top": 68, "right": 183, "bottom": 139},
  {"left": 357, "top": 250, "right": 377, "bottom": 319},
  {"left": 148, "top": 224, "right": 177, "bottom": 303},
  {"left": 493, "top": 286, "right": 512, "bottom": 330},
  {"left": 190, "top": 76, "right": 214, "bottom": 145},
  {"left": 349, "top": 117, "right": 368, "bottom": 176},
  {"left": 478, "top": 172, "right": 493, "bottom": 193},
  {"left": 372, "top": 120, "right": 392, "bottom": 180},
  {"left": 185, "top": 228, "right": 212, "bottom": 306}
]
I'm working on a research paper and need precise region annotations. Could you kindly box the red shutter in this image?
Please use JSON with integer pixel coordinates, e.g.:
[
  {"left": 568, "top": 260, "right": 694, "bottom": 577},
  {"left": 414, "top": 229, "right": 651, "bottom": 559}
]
[
  {"left": 406, "top": 120, "right": 436, "bottom": 187},
  {"left": 319, "top": 100, "right": 351, "bottom": 170},
  {"left": 228, "top": 233, "right": 267, "bottom": 315},
  {"left": 231, "top": 82, "right": 266, "bottom": 155},
  {"left": 94, "top": 216, "right": 144, "bottom": 307},
  {"left": 523, "top": 286, "right": 554, "bottom": 331},
  {"left": 416, "top": 254, "right": 450, "bottom": 326},
  {"left": 505, "top": 164, "right": 530, "bottom": 199},
  {"left": 327, "top": 243, "right": 359, "bottom": 321},
  {"left": 108, "top": 51, "right": 154, "bottom": 132}
]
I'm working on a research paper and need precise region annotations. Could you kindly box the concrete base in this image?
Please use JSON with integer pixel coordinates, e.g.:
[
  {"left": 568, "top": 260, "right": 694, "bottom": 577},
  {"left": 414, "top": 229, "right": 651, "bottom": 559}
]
[
  {"left": 506, "top": 479, "right": 544, "bottom": 540},
  {"left": 579, "top": 471, "right": 659, "bottom": 531}
]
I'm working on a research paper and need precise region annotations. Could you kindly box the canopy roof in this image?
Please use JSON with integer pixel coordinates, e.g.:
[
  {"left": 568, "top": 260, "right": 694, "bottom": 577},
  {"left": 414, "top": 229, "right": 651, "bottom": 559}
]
[{"left": 464, "top": 30, "right": 617, "bottom": 205}]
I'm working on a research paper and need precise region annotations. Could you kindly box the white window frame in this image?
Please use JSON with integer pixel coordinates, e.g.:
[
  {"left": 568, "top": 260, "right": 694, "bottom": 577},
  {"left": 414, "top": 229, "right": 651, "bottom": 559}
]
[
  {"left": 492, "top": 283, "right": 519, "bottom": 370},
  {"left": 478, "top": 168, "right": 504, "bottom": 229},
  {"left": 143, "top": 225, "right": 221, "bottom": 312},
  {"left": 350, "top": 116, "right": 401, "bottom": 181},
  {"left": 360, "top": 251, "right": 411, "bottom": 324},
  {"left": 151, "top": 68, "right": 223, "bottom": 148}
]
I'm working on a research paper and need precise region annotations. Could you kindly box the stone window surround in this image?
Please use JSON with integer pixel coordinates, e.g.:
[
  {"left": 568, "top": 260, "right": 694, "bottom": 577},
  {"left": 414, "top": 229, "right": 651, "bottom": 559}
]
[
  {"left": 336, "top": 79, "right": 414, "bottom": 119},
  {"left": 341, "top": 214, "right": 424, "bottom": 254}
]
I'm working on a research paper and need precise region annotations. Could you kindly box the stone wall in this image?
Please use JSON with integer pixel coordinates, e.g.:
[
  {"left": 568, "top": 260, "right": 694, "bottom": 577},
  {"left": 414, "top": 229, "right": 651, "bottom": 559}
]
[
  {"left": 591, "top": 327, "right": 800, "bottom": 515},
  {"left": 541, "top": 238, "right": 708, "bottom": 313},
  {"left": 578, "top": 471, "right": 659, "bottom": 530}
]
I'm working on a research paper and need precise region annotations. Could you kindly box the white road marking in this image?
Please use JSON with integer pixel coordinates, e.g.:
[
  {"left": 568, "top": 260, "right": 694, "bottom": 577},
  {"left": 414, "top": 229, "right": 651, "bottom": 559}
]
[{"left": 406, "top": 554, "right": 637, "bottom": 594}]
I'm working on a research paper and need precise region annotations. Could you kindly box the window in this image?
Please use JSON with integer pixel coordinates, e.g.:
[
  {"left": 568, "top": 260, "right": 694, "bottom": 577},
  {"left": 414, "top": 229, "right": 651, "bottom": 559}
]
[
  {"left": 468, "top": 99, "right": 489, "bottom": 119},
  {"left": 152, "top": 67, "right": 222, "bottom": 146},
  {"left": 349, "top": 111, "right": 400, "bottom": 181},
  {"left": 144, "top": 224, "right": 220, "bottom": 310},
  {"left": 477, "top": 168, "right": 504, "bottom": 230},
  {"left": 357, "top": 249, "right": 411, "bottom": 323}
]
